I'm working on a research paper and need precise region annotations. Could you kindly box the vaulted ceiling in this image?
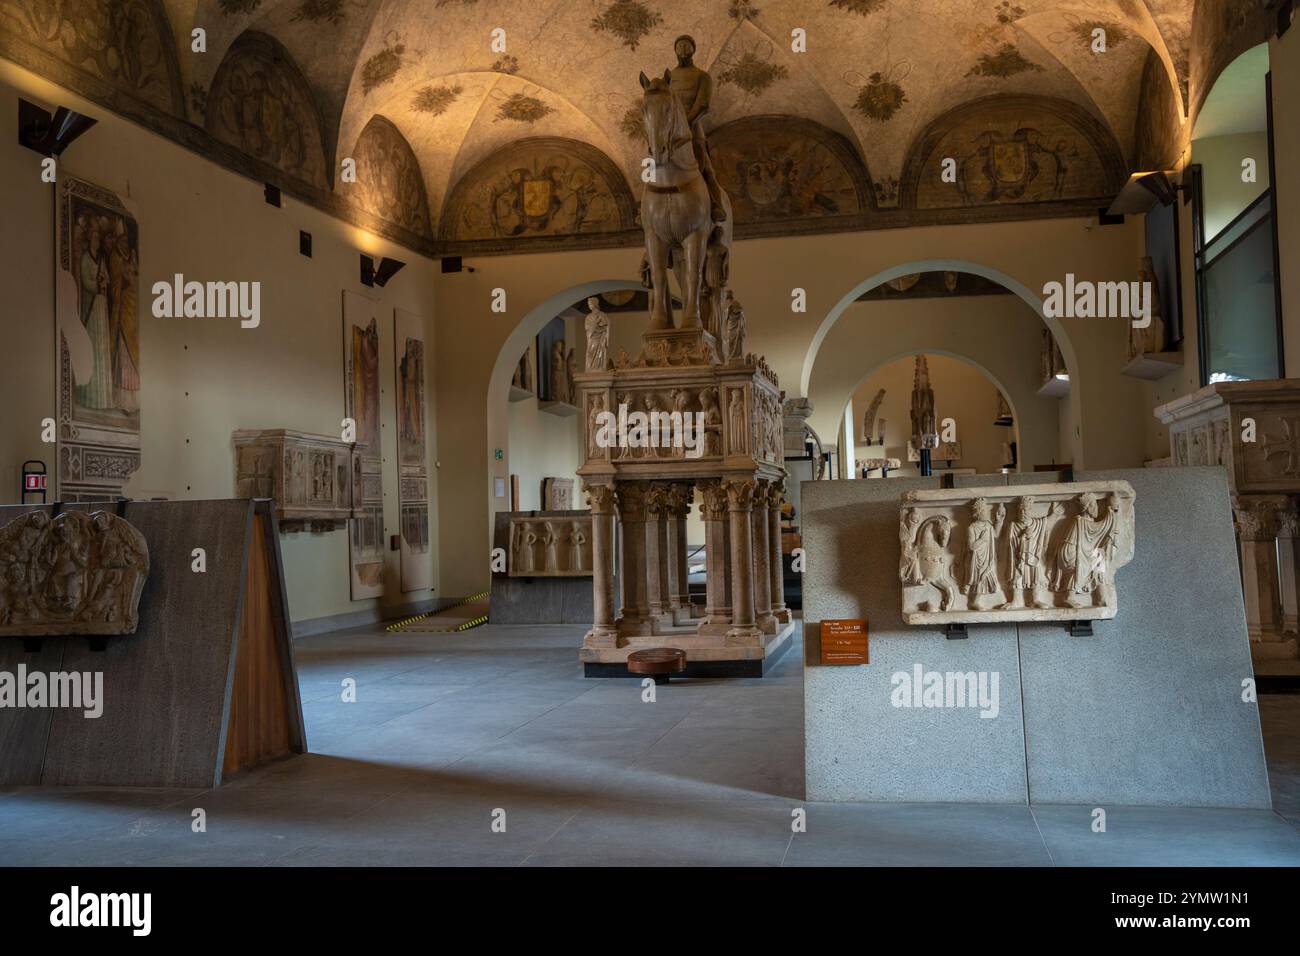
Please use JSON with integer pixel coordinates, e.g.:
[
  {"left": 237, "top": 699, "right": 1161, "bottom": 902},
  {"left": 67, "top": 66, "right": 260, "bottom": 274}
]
[{"left": 0, "top": 1, "right": 1274, "bottom": 256}]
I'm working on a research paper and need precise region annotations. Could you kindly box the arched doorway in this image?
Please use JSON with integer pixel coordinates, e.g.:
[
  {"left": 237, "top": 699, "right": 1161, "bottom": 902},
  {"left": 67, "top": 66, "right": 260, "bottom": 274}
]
[{"left": 800, "top": 260, "right": 1082, "bottom": 467}]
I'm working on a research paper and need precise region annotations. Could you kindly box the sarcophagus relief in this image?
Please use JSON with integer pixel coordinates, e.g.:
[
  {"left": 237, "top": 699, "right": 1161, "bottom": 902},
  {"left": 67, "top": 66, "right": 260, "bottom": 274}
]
[
  {"left": 232, "top": 429, "right": 355, "bottom": 530},
  {"left": 509, "top": 515, "right": 593, "bottom": 577},
  {"left": 899, "top": 480, "right": 1136, "bottom": 625},
  {"left": 0, "top": 510, "right": 149, "bottom": 636}
]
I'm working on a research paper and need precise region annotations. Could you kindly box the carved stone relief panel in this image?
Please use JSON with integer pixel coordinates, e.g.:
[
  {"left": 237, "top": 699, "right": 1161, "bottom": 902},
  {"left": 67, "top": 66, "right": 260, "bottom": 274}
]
[
  {"left": 0, "top": 510, "right": 149, "bottom": 636},
  {"left": 508, "top": 515, "right": 593, "bottom": 577},
  {"left": 900, "top": 480, "right": 1136, "bottom": 625},
  {"left": 542, "top": 477, "right": 575, "bottom": 510},
  {"left": 233, "top": 429, "right": 354, "bottom": 528}
]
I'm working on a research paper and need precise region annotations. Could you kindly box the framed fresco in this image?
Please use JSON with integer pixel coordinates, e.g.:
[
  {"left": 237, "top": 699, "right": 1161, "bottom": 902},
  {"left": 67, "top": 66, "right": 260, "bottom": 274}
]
[
  {"left": 56, "top": 176, "right": 142, "bottom": 501},
  {"left": 343, "top": 291, "right": 384, "bottom": 601},
  {"left": 394, "top": 308, "right": 432, "bottom": 593}
]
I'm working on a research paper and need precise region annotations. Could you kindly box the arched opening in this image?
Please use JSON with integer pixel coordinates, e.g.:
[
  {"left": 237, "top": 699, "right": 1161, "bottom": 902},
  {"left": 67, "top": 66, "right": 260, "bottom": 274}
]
[
  {"left": 485, "top": 280, "right": 667, "bottom": 534},
  {"left": 840, "top": 351, "right": 1022, "bottom": 480},
  {"left": 803, "top": 267, "right": 1071, "bottom": 476}
]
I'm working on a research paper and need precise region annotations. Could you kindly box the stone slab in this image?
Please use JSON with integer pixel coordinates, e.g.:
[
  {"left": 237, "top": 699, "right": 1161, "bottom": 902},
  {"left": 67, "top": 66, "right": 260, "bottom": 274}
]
[
  {"left": 801, "top": 467, "right": 1272, "bottom": 809},
  {"left": 802, "top": 476, "right": 1030, "bottom": 803},
  {"left": 1018, "top": 467, "right": 1271, "bottom": 808},
  {"left": 490, "top": 510, "right": 594, "bottom": 624}
]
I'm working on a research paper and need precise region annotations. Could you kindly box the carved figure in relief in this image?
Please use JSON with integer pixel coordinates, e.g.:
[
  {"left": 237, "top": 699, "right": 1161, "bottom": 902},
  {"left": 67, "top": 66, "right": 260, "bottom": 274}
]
[
  {"left": 1054, "top": 492, "right": 1120, "bottom": 608},
  {"left": 722, "top": 290, "right": 747, "bottom": 365},
  {"left": 568, "top": 521, "right": 587, "bottom": 572},
  {"left": 728, "top": 390, "right": 747, "bottom": 454},
  {"left": 900, "top": 507, "right": 959, "bottom": 611},
  {"left": 644, "top": 392, "right": 669, "bottom": 457},
  {"left": 585, "top": 297, "right": 611, "bottom": 370},
  {"left": 962, "top": 498, "right": 1006, "bottom": 609},
  {"left": 566, "top": 347, "right": 577, "bottom": 403},
  {"left": 517, "top": 523, "right": 538, "bottom": 573},
  {"left": 700, "top": 386, "right": 723, "bottom": 456},
  {"left": 616, "top": 392, "right": 637, "bottom": 459},
  {"left": 542, "top": 521, "right": 560, "bottom": 571},
  {"left": 670, "top": 387, "right": 694, "bottom": 458},
  {"left": 1000, "top": 495, "right": 1063, "bottom": 609}
]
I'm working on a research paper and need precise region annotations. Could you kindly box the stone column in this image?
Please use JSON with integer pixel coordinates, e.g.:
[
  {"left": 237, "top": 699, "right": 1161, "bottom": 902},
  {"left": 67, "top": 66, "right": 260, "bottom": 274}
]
[
  {"left": 724, "top": 477, "right": 761, "bottom": 643},
  {"left": 584, "top": 482, "right": 618, "bottom": 647},
  {"left": 699, "top": 479, "right": 731, "bottom": 632},
  {"left": 768, "top": 479, "right": 791, "bottom": 624},
  {"left": 1233, "top": 495, "right": 1283, "bottom": 640},
  {"left": 616, "top": 481, "right": 650, "bottom": 632},
  {"left": 1276, "top": 500, "right": 1299, "bottom": 634},
  {"left": 751, "top": 479, "right": 776, "bottom": 633},
  {"left": 665, "top": 483, "right": 692, "bottom": 622},
  {"left": 644, "top": 483, "right": 670, "bottom": 623}
]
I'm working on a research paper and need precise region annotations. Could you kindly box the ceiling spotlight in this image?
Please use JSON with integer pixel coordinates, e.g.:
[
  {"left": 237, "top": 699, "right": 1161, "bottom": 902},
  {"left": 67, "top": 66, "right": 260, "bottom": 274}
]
[
  {"left": 360, "top": 254, "right": 406, "bottom": 288},
  {"left": 1107, "top": 171, "right": 1182, "bottom": 216},
  {"left": 18, "top": 98, "right": 97, "bottom": 156}
]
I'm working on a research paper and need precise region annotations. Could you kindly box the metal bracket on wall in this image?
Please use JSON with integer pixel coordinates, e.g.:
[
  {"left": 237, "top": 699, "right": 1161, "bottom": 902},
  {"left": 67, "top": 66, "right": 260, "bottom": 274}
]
[
  {"left": 944, "top": 622, "right": 968, "bottom": 640},
  {"left": 1067, "top": 620, "right": 1093, "bottom": 637}
]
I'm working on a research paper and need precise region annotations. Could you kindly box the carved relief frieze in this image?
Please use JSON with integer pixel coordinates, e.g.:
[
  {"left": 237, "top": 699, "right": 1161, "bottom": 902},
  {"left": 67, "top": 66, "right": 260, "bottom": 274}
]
[
  {"left": 900, "top": 481, "right": 1136, "bottom": 625},
  {"left": 508, "top": 515, "right": 592, "bottom": 577},
  {"left": 0, "top": 510, "right": 149, "bottom": 636}
]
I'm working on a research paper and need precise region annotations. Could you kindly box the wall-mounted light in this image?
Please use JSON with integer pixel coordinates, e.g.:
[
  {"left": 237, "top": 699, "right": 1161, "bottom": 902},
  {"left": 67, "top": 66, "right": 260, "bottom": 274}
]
[
  {"left": 1107, "top": 171, "right": 1183, "bottom": 216},
  {"left": 18, "top": 98, "right": 96, "bottom": 156},
  {"left": 360, "top": 254, "right": 405, "bottom": 288}
]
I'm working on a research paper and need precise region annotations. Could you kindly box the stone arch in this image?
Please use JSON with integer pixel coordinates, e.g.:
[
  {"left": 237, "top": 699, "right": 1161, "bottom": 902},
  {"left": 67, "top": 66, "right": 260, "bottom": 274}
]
[
  {"left": 484, "top": 279, "right": 645, "bottom": 536},
  {"left": 835, "top": 349, "right": 1025, "bottom": 476},
  {"left": 800, "top": 259, "right": 1080, "bottom": 467}
]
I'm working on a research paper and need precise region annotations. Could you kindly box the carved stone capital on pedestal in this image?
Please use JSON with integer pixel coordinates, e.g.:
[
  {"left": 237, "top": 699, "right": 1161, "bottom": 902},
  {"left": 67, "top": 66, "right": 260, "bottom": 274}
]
[
  {"left": 584, "top": 481, "right": 617, "bottom": 515},
  {"left": 723, "top": 476, "right": 758, "bottom": 513},
  {"left": 699, "top": 479, "right": 727, "bottom": 520},
  {"left": 765, "top": 478, "right": 786, "bottom": 509}
]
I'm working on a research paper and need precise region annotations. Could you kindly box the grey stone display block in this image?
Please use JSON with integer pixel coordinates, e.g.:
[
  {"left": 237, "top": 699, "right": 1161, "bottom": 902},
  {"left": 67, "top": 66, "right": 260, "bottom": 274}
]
[
  {"left": 803, "top": 475, "right": 1030, "bottom": 803},
  {"left": 489, "top": 509, "right": 594, "bottom": 625},
  {"left": 802, "top": 468, "right": 1272, "bottom": 809},
  {"left": 1019, "top": 467, "right": 1270, "bottom": 808}
]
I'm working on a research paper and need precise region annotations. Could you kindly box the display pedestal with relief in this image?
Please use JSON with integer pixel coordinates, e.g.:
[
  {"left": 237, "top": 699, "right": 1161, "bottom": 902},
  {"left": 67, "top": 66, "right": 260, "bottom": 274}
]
[
  {"left": 573, "top": 333, "right": 793, "bottom": 678},
  {"left": 1155, "top": 381, "right": 1300, "bottom": 674}
]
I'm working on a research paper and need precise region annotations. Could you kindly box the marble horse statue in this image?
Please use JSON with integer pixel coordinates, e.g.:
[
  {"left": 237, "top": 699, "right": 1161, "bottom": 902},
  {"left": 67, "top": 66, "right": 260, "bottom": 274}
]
[{"left": 638, "top": 70, "right": 732, "bottom": 335}]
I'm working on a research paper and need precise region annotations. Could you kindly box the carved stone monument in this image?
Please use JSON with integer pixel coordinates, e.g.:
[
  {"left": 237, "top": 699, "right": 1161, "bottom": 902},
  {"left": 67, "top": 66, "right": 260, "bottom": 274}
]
[
  {"left": 0, "top": 510, "right": 149, "bottom": 636},
  {"left": 233, "top": 429, "right": 355, "bottom": 531},
  {"left": 542, "top": 476, "right": 575, "bottom": 510},
  {"left": 899, "top": 480, "right": 1136, "bottom": 625},
  {"left": 508, "top": 515, "right": 592, "bottom": 577},
  {"left": 1156, "top": 381, "right": 1300, "bottom": 672},
  {"left": 571, "top": 39, "right": 791, "bottom": 676}
]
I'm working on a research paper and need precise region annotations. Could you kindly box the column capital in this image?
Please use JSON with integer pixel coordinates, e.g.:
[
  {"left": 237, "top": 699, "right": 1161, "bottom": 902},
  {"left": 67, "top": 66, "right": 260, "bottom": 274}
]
[
  {"left": 584, "top": 481, "right": 617, "bottom": 515},
  {"left": 645, "top": 482, "right": 671, "bottom": 518},
  {"left": 617, "top": 482, "right": 648, "bottom": 522},
  {"left": 765, "top": 478, "right": 786, "bottom": 508},
  {"left": 698, "top": 478, "right": 727, "bottom": 520},
  {"left": 1233, "top": 495, "right": 1284, "bottom": 541},
  {"left": 666, "top": 482, "right": 692, "bottom": 518},
  {"left": 723, "top": 476, "right": 759, "bottom": 512}
]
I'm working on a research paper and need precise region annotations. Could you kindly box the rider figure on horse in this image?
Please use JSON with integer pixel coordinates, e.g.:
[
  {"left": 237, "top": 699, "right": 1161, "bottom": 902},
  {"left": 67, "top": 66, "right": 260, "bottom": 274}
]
[{"left": 668, "top": 35, "right": 727, "bottom": 223}]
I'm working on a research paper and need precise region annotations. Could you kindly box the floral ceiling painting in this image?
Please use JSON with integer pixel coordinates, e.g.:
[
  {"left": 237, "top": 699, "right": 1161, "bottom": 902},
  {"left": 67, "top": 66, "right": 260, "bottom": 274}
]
[{"left": 0, "top": 0, "right": 1270, "bottom": 254}]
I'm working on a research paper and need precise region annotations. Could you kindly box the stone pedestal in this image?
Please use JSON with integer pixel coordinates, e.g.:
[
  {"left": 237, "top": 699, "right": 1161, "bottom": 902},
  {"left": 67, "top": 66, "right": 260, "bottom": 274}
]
[{"left": 1156, "top": 381, "right": 1300, "bottom": 673}]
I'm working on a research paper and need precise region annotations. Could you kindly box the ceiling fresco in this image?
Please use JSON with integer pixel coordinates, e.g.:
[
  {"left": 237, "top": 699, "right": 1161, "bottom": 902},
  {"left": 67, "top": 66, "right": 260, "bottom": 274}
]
[{"left": 0, "top": 0, "right": 1273, "bottom": 256}]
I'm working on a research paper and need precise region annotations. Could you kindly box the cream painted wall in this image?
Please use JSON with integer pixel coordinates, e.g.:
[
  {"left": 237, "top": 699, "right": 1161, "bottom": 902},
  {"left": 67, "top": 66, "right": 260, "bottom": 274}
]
[
  {"left": 506, "top": 395, "right": 582, "bottom": 511},
  {"left": 850, "top": 354, "right": 1018, "bottom": 476},
  {"left": 807, "top": 295, "right": 1060, "bottom": 472},
  {"left": 0, "top": 62, "right": 441, "bottom": 624},
  {"left": 1192, "top": 131, "right": 1271, "bottom": 239},
  {"left": 440, "top": 215, "right": 1148, "bottom": 598}
]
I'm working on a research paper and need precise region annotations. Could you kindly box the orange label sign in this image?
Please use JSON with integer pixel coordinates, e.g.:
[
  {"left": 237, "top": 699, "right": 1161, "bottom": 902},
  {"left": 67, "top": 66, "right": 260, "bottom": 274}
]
[{"left": 820, "top": 619, "right": 868, "bottom": 665}]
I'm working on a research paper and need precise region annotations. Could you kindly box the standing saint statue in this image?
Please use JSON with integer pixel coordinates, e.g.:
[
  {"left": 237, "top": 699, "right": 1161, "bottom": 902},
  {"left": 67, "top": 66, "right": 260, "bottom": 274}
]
[
  {"left": 962, "top": 497, "right": 1006, "bottom": 610},
  {"left": 1130, "top": 256, "right": 1168, "bottom": 360},
  {"left": 568, "top": 521, "right": 587, "bottom": 572},
  {"left": 727, "top": 390, "right": 747, "bottom": 454},
  {"left": 585, "top": 297, "right": 611, "bottom": 370},
  {"left": 722, "top": 290, "right": 747, "bottom": 365},
  {"left": 1000, "top": 495, "right": 1063, "bottom": 609},
  {"left": 550, "top": 340, "right": 569, "bottom": 404}
]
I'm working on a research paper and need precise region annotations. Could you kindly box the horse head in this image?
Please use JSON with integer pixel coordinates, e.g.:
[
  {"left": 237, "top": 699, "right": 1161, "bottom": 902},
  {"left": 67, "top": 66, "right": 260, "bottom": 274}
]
[{"left": 638, "top": 69, "right": 691, "bottom": 171}]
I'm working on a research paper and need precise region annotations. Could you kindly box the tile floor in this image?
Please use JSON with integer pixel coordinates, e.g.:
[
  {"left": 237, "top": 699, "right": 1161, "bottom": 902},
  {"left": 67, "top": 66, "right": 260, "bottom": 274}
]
[{"left": 2, "top": 622, "right": 1299, "bottom": 866}]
